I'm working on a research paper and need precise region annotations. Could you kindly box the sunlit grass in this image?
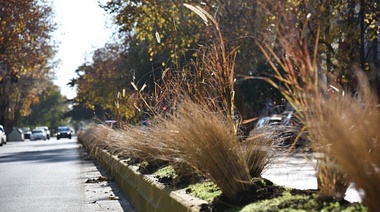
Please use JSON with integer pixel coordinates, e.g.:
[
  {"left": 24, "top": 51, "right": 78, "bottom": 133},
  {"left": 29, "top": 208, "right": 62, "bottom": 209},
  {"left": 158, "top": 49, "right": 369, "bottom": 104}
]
[
  {"left": 309, "top": 70, "right": 380, "bottom": 211},
  {"left": 79, "top": 98, "right": 276, "bottom": 202},
  {"left": 144, "top": 99, "right": 252, "bottom": 200}
]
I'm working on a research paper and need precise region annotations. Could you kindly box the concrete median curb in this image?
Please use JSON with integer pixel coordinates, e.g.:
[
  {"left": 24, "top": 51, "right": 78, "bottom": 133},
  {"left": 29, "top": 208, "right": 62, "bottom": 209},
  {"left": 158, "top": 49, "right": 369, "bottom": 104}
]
[{"left": 92, "top": 147, "right": 207, "bottom": 212}]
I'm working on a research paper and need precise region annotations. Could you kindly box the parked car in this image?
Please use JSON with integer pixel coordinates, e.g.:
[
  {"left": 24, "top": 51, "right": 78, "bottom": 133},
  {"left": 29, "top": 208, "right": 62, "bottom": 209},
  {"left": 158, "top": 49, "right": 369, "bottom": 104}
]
[
  {"left": 254, "top": 115, "right": 283, "bottom": 129},
  {"left": 30, "top": 129, "right": 47, "bottom": 141},
  {"left": 0, "top": 125, "right": 6, "bottom": 146},
  {"left": 56, "top": 126, "right": 72, "bottom": 140},
  {"left": 21, "top": 127, "right": 32, "bottom": 139},
  {"left": 249, "top": 110, "right": 305, "bottom": 147},
  {"left": 35, "top": 126, "right": 50, "bottom": 140}
]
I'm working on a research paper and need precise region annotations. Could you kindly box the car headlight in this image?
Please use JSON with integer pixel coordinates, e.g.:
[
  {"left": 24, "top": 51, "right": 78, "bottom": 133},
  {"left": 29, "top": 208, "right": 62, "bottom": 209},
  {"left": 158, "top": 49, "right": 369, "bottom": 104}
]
[{"left": 57, "top": 132, "right": 61, "bottom": 135}]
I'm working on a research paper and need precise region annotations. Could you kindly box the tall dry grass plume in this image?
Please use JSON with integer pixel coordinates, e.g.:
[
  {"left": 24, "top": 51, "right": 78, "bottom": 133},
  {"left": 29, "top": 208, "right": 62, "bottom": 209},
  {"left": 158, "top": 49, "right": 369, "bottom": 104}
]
[
  {"left": 255, "top": 2, "right": 380, "bottom": 209},
  {"left": 253, "top": 1, "right": 351, "bottom": 199},
  {"left": 244, "top": 133, "right": 275, "bottom": 178},
  {"left": 309, "top": 69, "right": 380, "bottom": 210},
  {"left": 77, "top": 125, "right": 106, "bottom": 150},
  {"left": 140, "top": 99, "right": 274, "bottom": 200},
  {"left": 153, "top": 4, "right": 239, "bottom": 135},
  {"left": 77, "top": 125, "right": 122, "bottom": 156},
  {"left": 81, "top": 98, "right": 275, "bottom": 201}
]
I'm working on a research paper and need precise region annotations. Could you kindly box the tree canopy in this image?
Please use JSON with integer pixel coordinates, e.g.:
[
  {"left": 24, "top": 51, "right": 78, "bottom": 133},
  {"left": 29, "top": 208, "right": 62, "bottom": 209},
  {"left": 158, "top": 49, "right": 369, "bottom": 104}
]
[
  {"left": 0, "top": 0, "right": 57, "bottom": 132},
  {"left": 18, "top": 82, "right": 68, "bottom": 131},
  {"left": 69, "top": 0, "right": 380, "bottom": 124},
  {"left": 259, "top": 0, "right": 380, "bottom": 77},
  {"left": 72, "top": 43, "right": 135, "bottom": 121}
]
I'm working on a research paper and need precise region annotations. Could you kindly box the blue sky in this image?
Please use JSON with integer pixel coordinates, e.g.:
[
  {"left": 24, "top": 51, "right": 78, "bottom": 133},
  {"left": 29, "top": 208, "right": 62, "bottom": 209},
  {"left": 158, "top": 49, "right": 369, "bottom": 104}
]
[{"left": 51, "top": 0, "right": 115, "bottom": 99}]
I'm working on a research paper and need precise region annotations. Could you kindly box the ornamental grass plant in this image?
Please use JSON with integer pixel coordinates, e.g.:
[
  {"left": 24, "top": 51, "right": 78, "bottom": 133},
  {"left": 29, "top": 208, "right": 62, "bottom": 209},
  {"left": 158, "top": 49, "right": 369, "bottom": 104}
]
[
  {"left": 254, "top": 33, "right": 351, "bottom": 200},
  {"left": 79, "top": 98, "right": 276, "bottom": 203},
  {"left": 147, "top": 99, "right": 252, "bottom": 200},
  {"left": 309, "top": 69, "right": 380, "bottom": 211},
  {"left": 127, "top": 99, "right": 274, "bottom": 201},
  {"left": 247, "top": 1, "right": 352, "bottom": 200},
  {"left": 253, "top": 2, "right": 380, "bottom": 210},
  {"left": 77, "top": 124, "right": 115, "bottom": 153}
]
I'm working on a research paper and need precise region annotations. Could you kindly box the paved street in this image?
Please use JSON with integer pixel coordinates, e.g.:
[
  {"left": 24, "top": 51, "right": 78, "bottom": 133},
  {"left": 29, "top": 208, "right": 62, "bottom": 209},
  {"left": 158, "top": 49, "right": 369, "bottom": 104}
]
[{"left": 0, "top": 137, "right": 135, "bottom": 212}]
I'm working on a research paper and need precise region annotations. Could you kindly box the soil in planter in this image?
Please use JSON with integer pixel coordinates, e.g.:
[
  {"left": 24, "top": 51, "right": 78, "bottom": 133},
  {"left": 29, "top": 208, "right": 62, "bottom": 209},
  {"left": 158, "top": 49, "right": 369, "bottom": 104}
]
[
  {"left": 198, "top": 181, "right": 364, "bottom": 212},
  {"left": 175, "top": 176, "right": 363, "bottom": 212},
  {"left": 138, "top": 159, "right": 365, "bottom": 211}
]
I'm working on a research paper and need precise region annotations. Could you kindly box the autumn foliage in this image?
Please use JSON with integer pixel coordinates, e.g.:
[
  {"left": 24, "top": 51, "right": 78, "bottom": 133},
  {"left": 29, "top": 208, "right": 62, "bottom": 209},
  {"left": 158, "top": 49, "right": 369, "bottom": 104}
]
[{"left": 0, "top": 0, "right": 56, "bottom": 131}]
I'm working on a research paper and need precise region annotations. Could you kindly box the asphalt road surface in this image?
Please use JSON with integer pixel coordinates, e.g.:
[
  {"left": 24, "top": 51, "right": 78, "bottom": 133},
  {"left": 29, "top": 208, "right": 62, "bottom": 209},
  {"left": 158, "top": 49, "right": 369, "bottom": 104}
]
[{"left": 0, "top": 136, "right": 135, "bottom": 212}]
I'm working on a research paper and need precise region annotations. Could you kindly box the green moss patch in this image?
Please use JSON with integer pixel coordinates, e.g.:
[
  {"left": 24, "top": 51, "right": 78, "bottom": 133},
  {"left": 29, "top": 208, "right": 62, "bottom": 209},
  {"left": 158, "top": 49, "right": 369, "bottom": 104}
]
[{"left": 185, "top": 181, "right": 222, "bottom": 202}]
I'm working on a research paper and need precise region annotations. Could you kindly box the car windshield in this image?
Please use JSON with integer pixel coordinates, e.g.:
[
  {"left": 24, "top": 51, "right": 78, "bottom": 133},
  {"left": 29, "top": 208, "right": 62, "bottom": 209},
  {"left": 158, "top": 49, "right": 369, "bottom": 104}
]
[
  {"left": 32, "top": 129, "right": 43, "bottom": 134},
  {"left": 58, "top": 127, "right": 70, "bottom": 131}
]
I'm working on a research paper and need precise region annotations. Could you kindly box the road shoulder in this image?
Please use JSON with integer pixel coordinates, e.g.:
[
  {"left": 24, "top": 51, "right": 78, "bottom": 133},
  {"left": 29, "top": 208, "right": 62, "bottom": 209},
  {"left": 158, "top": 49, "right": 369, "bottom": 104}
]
[{"left": 80, "top": 145, "right": 136, "bottom": 212}]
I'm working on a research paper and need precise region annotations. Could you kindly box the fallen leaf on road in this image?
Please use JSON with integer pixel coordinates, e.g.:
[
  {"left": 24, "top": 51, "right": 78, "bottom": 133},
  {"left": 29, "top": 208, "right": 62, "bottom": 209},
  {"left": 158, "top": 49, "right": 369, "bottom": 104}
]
[
  {"left": 85, "top": 176, "right": 109, "bottom": 183},
  {"left": 98, "top": 176, "right": 108, "bottom": 181},
  {"left": 85, "top": 178, "right": 98, "bottom": 183},
  {"left": 109, "top": 196, "right": 119, "bottom": 200}
]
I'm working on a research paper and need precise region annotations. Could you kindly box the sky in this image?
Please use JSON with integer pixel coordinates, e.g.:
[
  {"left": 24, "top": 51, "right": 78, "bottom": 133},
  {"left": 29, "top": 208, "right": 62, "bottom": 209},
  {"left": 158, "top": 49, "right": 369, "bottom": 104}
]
[{"left": 50, "top": 0, "right": 115, "bottom": 99}]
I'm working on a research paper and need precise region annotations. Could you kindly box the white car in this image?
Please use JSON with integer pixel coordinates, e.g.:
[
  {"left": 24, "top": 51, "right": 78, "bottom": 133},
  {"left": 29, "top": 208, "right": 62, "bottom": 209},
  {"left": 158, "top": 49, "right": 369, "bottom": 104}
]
[
  {"left": 0, "top": 125, "right": 6, "bottom": 146},
  {"left": 30, "top": 129, "right": 47, "bottom": 141},
  {"left": 35, "top": 126, "right": 50, "bottom": 140}
]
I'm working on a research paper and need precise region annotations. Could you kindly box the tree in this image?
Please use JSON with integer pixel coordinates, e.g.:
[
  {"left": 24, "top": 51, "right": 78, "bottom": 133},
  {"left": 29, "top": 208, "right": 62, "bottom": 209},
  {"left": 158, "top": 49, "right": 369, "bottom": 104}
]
[
  {"left": 103, "top": 0, "right": 264, "bottom": 74},
  {"left": 102, "top": 1, "right": 272, "bottom": 120},
  {"left": 0, "top": 0, "right": 56, "bottom": 132},
  {"left": 102, "top": 0, "right": 205, "bottom": 62},
  {"left": 18, "top": 82, "right": 68, "bottom": 130},
  {"left": 72, "top": 43, "right": 135, "bottom": 121},
  {"left": 257, "top": 0, "right": 380, "bottom": 91},
  {"left": 63, "top": 102, "right": 94, "bottom": 122},
  {"left": 101, "top": 0, "right": 380, "bottom": 123}
]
